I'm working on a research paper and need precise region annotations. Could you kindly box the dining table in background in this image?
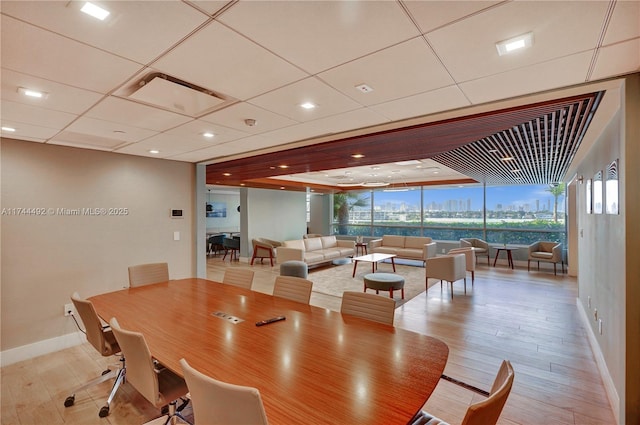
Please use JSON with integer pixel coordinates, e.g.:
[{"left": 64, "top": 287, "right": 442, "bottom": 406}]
[{"left": 89, "top": 278, "right": 449, "bottom": 424}]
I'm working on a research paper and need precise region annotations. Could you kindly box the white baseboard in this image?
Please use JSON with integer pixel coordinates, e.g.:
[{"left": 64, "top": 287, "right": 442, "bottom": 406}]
[
  {"left": 1, "top": 331, "right": 85, "bottom": 367},
  {"left": 576, "top": 299, "right": 620, "bottom": 424}
]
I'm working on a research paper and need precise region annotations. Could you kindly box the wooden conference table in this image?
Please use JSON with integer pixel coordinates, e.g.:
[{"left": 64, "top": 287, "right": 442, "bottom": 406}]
[{"left": 89, "top": 278, "right": 449, "bottom": 424}]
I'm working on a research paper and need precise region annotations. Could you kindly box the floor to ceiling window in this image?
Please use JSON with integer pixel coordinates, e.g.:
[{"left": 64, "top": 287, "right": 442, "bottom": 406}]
[{"left": 332, "top": 183, "right": 566, "bottom": 246}]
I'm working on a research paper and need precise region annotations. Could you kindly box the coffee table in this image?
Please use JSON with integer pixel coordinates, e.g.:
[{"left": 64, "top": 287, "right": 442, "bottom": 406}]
[
  {"left": 352, "top": 253, "right": 397, "bottom": 277},
  {"left": 491, "top": 245, "right": 519, "bottom": 269}
]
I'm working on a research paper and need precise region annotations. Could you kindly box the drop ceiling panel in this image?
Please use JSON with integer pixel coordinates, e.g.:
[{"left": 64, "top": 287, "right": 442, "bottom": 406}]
[
  {"left": 199, "top": 102, "right": 298, "bottom": 134},
  {"left": 50, "top": 131, "right": 128, "bottom": 150},
  {"left": 0, "top": 121, "right": 59, "bottom": 141},
  {"left": 1, "top": 100, "right": 77, "bottom": 130},
  {"left": 591, "top": 39, "right": 640, "bottom": 81},
  {"left": 61, "top": 116, "right": 157, "bottom": 144},
  {"left": 0, "top": 1, "right": 210, "bottom": 64},
  {"left": 1, "top": 69, "right": 104, "bottom": 115},
  {"left": 1, "top": 15, "right": 141, "bottom": 93},
  {"left": 217, "top": 1, "right": 420, "bottom": 74},
  {"left": 188, "top": 1, "right": 233, "bottom": 16},
  {"left": 318, "top": 37, "right": 455, "bottom": 106},
  {"left": 603, "top": 0, "right": 640, "bottom": 45},
  {"left": 403, "top": 1, "right": 501, "bottom": 33},
  {"left": 116, "top": 133, "right": 214, "bottom": 158},
  {"left": 248, "top": 77, "right": 363, "bottom": 122},
  {"left": 370, "top": 85, "right": 470, "bottom": 121},
  {"left": 426, "top": 1, "right": 610, "bottom": 83},
  {"left": 84, "top": 97, "right": 193, "bottom": 132},
  {"left": 152, "top": 21, "right": 308, "bottom": 101},
  {"left": 459, "top": 51, "right": 594, "bottom": 105},
  {"left": 164, "top": 120, "right": 249, "bottom": 146}
]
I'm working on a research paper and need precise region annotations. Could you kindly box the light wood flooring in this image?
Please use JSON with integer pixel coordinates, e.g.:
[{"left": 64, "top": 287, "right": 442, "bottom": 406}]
[{"left": 1, "top": 256, "right": 615, "bottom": 424}]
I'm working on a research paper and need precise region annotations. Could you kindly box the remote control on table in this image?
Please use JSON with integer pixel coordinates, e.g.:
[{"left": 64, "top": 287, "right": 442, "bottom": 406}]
[{"left": 255, "top": 316, "right": 286, "bottom": 326}]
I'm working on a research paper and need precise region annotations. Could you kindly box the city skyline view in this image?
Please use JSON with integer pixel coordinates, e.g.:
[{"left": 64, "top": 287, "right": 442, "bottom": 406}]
[{"left": 354, "top": 184, "right": 566, "bottom": 213}]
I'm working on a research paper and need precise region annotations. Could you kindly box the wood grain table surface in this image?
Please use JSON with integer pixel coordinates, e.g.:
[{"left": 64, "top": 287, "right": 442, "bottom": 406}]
[{"left": 89, "top": 278, "right": 448, "bottom": 424}]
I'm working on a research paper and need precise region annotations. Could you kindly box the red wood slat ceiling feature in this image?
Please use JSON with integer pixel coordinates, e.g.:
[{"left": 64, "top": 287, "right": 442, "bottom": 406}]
[{"left": 206, "top": 91, "right": 603, "bottom": 191}]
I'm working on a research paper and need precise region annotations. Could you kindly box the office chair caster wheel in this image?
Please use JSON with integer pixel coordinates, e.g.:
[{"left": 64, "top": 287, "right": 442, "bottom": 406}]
[
  {"left": 64, "top": 395, "right": 75, "bottom": 407},
  {"left": 99, "top": 405, "right": 109, "bottom": 418}
]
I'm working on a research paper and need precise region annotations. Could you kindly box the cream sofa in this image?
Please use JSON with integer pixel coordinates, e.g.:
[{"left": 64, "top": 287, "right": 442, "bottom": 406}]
[
  {"left": 276, "top": 236, "right": 355, "bottom": 266},
  {"left": 369, "top": 235, "right": 437, "bottom": 265}
]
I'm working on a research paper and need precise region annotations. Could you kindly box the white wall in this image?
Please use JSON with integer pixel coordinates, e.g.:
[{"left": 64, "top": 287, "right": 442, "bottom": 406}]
[
  {"left": 246, "top": 188, "right": 307, "bottom": 253},
  {"left": 575, "top": 75, "right": 639, "bottom": 424},
  {"left": 1, "top": 139, "right": 195, "bottom": 361}
]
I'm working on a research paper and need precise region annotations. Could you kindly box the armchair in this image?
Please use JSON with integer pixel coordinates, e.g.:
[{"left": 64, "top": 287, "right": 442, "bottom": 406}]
[
  {"left": 528, "top": 241, "right": 564, "bottom": 275},
  {"left": 426, "top": 254, "right": 467, "bottom": 299},
  {"left": 250, "top": 238, "right": 281, "bottom": 266},
  {"left": 460, "top": 238, "right": 490, "bottom": 265},
  {"left": 448, "top": 247, "right": 476, "bottom": 285}
]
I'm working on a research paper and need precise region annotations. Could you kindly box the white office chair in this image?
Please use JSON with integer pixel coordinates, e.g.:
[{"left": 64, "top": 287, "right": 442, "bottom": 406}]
[
  {"left": 222, "top": 268, "right": 255, "bottom": 290},
  {"left": 410, "top": 360, "right": 515, "bottom": 425},
  {"left": 64, "top": 293, "right": 126, "bottom": 418},
  {"left": 109, "top": 318, "right": 191, "bottom": 424},
  {"left": 272, "top": 275, "right": 313, "bottom": 304},
  {"left": 128, "top": 262, "right": 169, "bottom": 287},
  {"left": 180, "top": 358, "right": 269, "bottom": 425},
  {"left": 340, "top": 291, "right": 395, "bottom": 326}
]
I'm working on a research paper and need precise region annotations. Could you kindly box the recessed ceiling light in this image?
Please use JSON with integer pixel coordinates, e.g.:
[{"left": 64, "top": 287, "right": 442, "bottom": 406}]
[
  {"left": 501, "top": 156, "right": 515, "bottom": 161},
  {"left": 496, "top": 32, "right": 533, "bottom": 56},
  {"left": 351, "top": 154, "right": 365, "bottom": 159},
  {"left": 278, "top": 165, "right": 289, "bottom": 169},
  {"left": 394, "top": 160, "right": 422, "bottom": 166},
  {"left": 362, "top": 181, "right": 390, "bottom": 187},
  {"left": 80, "top": 2, "right": 110, "bottom": 20},
  {"left": 203, "top": 132, "right": 214, "bottom": 138},
  {"left": 300, "top": 102, "right": 316, "bottom": 110},
  {"left": 2, "top": 126, "right": 16, "bottom": 132},
  {"left": 488, "top": 149, "right": 499, "bottom": 153},
  {"left": 371, "top": 166, "right": 380, "bottom": 170},
  {"left": 222, "top": 173, "right": 232, "bottom": 176},
  {"left": 149, "top": 149, "right": 160, "bottom": 154},
  {"left": 511, "top": 169, "right": 522, "bottom": 172},
  {"left": 18, "top": 87, "right": 47, "bottom": 99}
]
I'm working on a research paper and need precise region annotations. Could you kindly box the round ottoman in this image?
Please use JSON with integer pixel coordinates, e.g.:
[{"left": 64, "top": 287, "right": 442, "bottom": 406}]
[
  {"left": 280, "top": 260, "right": 308, "bottom": 279},
  {"left": 363, "top": 273, "right": 405, "bottom": 299}
]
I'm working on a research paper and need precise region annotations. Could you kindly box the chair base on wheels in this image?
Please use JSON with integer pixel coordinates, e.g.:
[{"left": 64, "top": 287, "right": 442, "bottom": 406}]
[{"left": 64, "top": 355, "right": 126, "bottom": 418}]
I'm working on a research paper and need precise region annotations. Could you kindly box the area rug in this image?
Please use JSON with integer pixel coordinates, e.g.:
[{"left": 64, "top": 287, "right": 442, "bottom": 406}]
[{"left": 309, "top": 260, "right": 439, "bottom": 307}]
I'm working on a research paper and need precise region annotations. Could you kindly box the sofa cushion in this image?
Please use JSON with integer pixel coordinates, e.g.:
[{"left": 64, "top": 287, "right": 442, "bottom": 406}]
[
  {"left": 321, "top": 236, "right": 337, "bottom": 249},
  {"left": 283, "top": 239, "right": 305, "bottom": 251},
  {"left": 531, "top": 251, "right": 554, "bottom": 259},
  {"left": 303, "top": 251, "right": 325, "bottom": 263},
  {"left": 404, "top": 237, "right": 431, "bottom": 249},
  {"left": 382, "top": 235, "right": 405, "bottom": 248},
  {"left": 375, "top": 246, "right": 400, "bottom": 255},
  {"left": 320, "top": 249, "right": 341, "bottom": 260},
  {"left": 304, "top": 237, "right": 323, "bottom": 252},
  {"left": 397, "top": 248, "right": 423, "bottom": 259}
]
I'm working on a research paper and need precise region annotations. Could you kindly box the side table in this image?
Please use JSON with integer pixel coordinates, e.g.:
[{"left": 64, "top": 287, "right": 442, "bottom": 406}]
[{"left": 355, "top": 242, "right": 368, "bottom": 256}]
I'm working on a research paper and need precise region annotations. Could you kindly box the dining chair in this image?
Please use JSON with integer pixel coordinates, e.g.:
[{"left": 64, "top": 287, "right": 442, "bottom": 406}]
[
  {"left": 109, "top": 318, "right": 191, "bottom": 424},
  {"left": 222, "top": 268, "right": 255, "bottom": 290},
  {"left": 223, "top": 237, "right": 240, "bottom": 261},
  {"left": 340, "top": 291, "right": 395, "bottom": 326},
  {"left": 448, "top": 247, "right": 476, "bottom": 285},
  {"left": 207, "top": 234, "right": 226, "bottom": 256},
  {"left": 272, "top": 275, "right": 313, "bottom": 304},
  {"left": 128, "top": 262, "right": 169, "bottom": 287},
  {"left": 425, "top": 254, "right": 467, "bottom": 299},
  {"left": 179, "top": 358, "right": 269, "bottom": 425},
  {"left": 409, "top": 360, "right": 515, "bottom": 425},
  {"left": 63, "top": 293, "right": 126, "bottom": 418}
]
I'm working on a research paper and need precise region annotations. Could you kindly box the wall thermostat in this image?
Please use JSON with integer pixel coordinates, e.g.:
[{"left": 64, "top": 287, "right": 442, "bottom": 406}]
[{"left": 171, "top": 209, "right": 184, "bottom": 219}]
